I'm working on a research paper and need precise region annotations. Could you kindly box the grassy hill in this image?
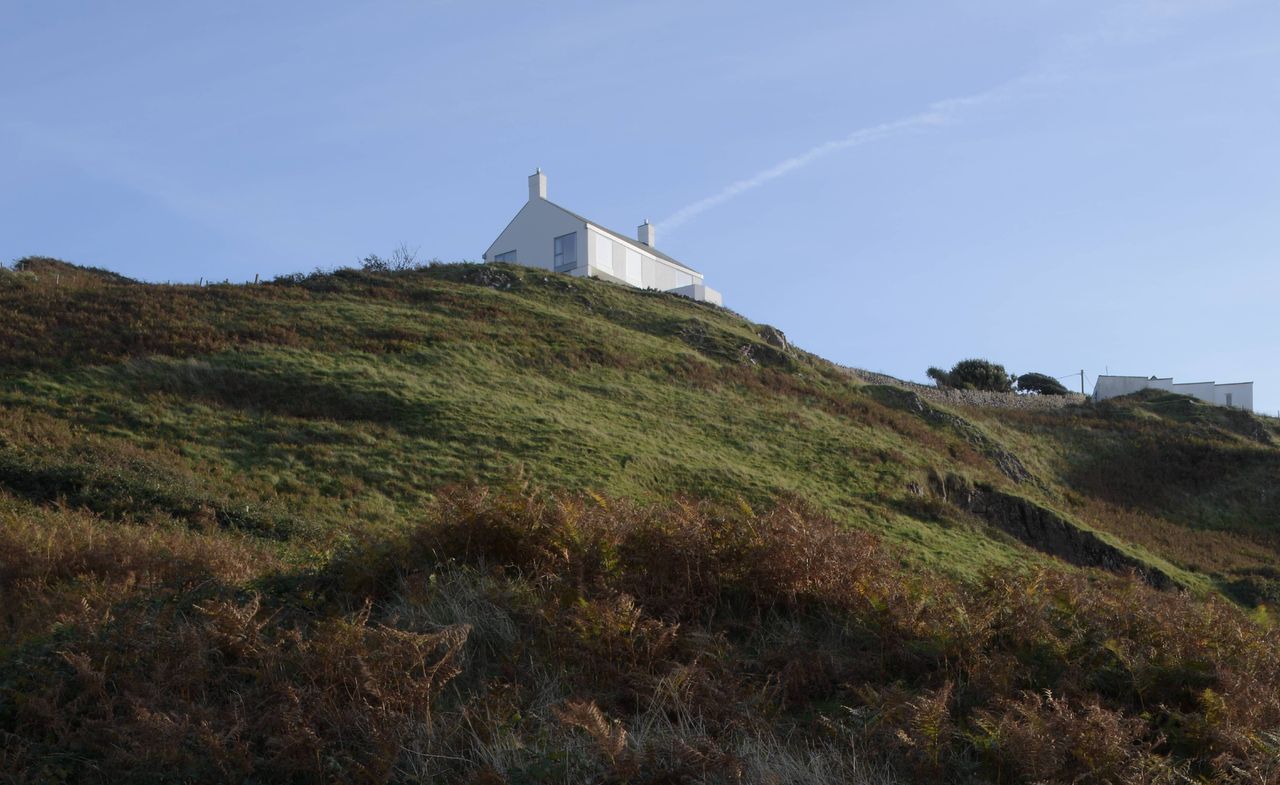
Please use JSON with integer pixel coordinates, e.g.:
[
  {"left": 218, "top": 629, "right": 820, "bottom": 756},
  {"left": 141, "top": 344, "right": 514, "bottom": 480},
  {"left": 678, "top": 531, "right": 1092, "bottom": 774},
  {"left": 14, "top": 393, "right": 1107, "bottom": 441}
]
[{"left": 2, "top": 259, "right": 1278, "bottom": 784}]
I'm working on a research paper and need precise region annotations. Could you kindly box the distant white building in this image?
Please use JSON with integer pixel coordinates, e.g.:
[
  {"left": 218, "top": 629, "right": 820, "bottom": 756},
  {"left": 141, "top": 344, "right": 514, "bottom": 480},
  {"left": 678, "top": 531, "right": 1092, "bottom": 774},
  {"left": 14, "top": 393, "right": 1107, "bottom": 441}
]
[
  {"left": 1093, "top": 375, "right": 1254, "bottom": 411},
  {"left": 483, "top": 170, "right": 722, "bottom": 305}
]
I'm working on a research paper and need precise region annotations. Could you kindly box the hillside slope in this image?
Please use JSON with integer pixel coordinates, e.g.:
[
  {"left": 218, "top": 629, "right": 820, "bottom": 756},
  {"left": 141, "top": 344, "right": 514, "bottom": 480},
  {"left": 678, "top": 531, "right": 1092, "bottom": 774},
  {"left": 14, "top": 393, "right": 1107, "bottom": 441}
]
[{"left": 2, "top": 259, "right": 1278, "bottom": 783}]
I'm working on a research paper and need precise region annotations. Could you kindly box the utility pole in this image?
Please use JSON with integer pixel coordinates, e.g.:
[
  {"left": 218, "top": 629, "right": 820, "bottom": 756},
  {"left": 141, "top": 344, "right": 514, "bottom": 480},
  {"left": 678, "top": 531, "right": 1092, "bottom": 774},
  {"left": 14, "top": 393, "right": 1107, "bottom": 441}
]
[{"left": 1080, "top": 370, "right": 1085, "bottom": 395}]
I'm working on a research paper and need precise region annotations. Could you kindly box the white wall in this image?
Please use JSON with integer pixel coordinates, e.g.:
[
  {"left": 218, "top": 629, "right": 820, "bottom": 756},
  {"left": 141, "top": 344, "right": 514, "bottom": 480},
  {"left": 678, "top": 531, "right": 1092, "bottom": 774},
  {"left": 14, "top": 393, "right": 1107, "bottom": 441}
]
[
  {"left": 669, "top": 283, "right": 723, "bottom": 305},
  {"left": 484, "top": 199, "right": 587, "bottom": 273},
  {"left": 1093, "top": 376, "right": 1173, "bottom": 401},
  {"left": 1214, "top": 382, "right": 1254, "bottom": 411},
  {"left": 484, "top": 191, "right": 713, "bottom": 301},
  {"left": 585, "top": 227, "right": 699, "bottom": 293},
  {"left": 1094, "top": 375, "right": 1255, "bottom": 412},
  {"left": 1171, "top": 382, "right": 1216, "bottom": 404}
]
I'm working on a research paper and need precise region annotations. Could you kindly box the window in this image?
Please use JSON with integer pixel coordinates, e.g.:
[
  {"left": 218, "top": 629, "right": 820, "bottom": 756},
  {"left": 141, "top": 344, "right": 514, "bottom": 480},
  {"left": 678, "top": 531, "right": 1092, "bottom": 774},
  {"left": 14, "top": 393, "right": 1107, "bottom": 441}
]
[
  {"left": 554, "top": 232, "right": 577, "bottom": 272},
  {"left": 1226, "top": 392, "right": 1234, "bottom": 407},
  {"left": 493, "top": 250, "right": 516, "bottom": 263}
]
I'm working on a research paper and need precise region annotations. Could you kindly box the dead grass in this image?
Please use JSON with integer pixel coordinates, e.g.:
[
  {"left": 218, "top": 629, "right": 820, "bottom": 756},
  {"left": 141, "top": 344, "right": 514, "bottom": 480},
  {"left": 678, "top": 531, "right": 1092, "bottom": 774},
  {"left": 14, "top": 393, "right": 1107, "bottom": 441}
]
[
  {"left": 5, "top": 485, "right": 1280, "bottom": 783},
  {"left": 0, "top": 494, "right": 277, "bottom": 642}
]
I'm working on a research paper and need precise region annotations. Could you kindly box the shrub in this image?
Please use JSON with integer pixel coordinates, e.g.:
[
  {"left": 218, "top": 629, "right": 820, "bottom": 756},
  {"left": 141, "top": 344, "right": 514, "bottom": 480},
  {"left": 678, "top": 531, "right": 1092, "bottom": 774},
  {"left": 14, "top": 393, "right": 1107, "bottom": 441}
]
[
  {"left": 927, "top": 358, "right": 1013, "bottom": 392},
  {"left": 4, "top": 595, "right": 468, "bottom": 783},
  {"left": 8, "top": 485, "right": 1280, "bottom": 782},
  {"left": 360, "top": 244, "right": 421, "bottom": 273},
  {"left": 1017, "top": 372, "right": 1070, "bottom": 396}
]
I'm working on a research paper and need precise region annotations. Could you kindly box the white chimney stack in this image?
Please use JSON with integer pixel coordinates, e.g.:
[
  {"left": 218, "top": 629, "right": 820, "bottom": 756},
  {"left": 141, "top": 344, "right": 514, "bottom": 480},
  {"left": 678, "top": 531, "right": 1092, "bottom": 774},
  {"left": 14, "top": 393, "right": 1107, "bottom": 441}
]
[
  {"left": 529, "top": 168, "right": 547, "bottom": 201},
  {"left": 637, "top": 219, "right": 655, "bottom": 247}
]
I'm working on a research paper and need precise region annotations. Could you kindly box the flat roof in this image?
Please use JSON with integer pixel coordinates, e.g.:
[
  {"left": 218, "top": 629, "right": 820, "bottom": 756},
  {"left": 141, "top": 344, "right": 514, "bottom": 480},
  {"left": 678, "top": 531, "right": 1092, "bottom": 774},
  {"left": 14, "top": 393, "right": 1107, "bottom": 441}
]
[{"left": 1094, "top": 375, "right": 1252, "bottom": 387}]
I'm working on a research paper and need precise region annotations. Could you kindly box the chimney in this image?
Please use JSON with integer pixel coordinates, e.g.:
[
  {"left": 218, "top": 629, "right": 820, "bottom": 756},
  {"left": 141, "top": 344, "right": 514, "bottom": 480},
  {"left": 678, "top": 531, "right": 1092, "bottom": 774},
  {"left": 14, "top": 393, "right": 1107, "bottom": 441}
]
[
  {"left": 637, "top": 219, "right": 655, "bottom": 247},
  {"left": 529, "top": 168, "right": 547, "bottom": 201}
]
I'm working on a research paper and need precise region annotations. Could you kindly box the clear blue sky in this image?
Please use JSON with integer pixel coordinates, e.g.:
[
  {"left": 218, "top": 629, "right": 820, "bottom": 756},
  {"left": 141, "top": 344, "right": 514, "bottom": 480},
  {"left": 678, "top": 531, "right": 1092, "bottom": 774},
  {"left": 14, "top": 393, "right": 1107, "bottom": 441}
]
[{"left": 4, "top": 1, "right": 1278, "bottom": 412}]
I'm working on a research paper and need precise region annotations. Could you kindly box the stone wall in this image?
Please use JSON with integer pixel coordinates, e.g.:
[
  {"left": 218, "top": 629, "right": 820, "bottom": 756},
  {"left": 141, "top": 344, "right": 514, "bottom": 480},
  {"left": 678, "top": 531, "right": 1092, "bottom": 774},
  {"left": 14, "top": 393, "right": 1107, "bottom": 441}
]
[{"left": 844, "top": 368, "right": 1087, "bottom": 411}]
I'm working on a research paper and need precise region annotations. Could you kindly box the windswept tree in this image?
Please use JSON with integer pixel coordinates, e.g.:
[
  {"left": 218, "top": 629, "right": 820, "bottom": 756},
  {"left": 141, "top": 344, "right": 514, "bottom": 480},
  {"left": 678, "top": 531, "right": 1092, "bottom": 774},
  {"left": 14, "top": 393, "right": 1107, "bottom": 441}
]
[
  {"left": 926, "top": 359, "right": 1013, "bottom": 392},
  {"left": 1016, "top": 372, "right": 1070, "bottom": 396}
]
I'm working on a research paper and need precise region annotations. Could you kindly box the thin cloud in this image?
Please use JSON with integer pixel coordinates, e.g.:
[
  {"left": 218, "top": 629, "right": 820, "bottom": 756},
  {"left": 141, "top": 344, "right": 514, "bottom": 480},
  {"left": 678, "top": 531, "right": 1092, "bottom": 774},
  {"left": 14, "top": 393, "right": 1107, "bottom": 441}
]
[
  {"left": 656, "top": 87, "right": 1008, "bottom": 233},
  {"left": 656, "top": 0, "right": 1245, "bottom": 235},
  {"left": 658, "top": 113, "right": 936, "bottom": 232}
]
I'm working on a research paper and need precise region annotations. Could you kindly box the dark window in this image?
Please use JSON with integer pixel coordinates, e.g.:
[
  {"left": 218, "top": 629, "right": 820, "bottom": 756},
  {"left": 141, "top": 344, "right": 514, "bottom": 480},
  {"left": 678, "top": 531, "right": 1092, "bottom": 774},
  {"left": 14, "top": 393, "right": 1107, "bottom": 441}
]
[
  {"left": 493, "top": 250, "right": 516, "bottom": 263},
  {"left": 554, "top": 232, "right": 577, "bottom": 272}
]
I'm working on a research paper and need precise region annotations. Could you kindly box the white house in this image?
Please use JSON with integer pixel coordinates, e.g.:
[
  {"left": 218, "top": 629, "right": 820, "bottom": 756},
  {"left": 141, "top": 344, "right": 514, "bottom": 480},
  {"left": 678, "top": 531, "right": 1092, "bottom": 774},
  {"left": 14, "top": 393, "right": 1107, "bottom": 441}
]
[
  {"left": 1092, "top": 374, "right": 1254, "bottom": 411},
  {"left": 483, "top": 170, "right": 722, "bottom": 305}
]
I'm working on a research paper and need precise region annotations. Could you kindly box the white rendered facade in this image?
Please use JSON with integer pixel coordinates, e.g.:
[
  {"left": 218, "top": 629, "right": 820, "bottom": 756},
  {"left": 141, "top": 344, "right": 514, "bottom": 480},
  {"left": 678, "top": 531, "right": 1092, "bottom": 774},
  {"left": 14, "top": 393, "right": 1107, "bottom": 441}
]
[
  {"left": 484, "top": 171, "right": 722, "bottom": 306},
  {"left": 1212, "top": 382, "right": 1254, "bottom": 410},
  {"left": 1092, "top": 374, "right": 1254, "bottom": 411}
]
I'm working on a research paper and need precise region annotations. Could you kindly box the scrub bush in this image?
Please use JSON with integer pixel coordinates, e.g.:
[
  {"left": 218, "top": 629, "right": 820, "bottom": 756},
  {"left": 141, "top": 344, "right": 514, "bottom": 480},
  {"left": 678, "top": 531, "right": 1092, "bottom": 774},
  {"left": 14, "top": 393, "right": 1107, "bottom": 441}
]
[
  {"left": 1017, "top": 372, "right": 1071, "bottom": 396},
  {"left": 927, "top": 358, "right": 1014, "bottom": 392}
]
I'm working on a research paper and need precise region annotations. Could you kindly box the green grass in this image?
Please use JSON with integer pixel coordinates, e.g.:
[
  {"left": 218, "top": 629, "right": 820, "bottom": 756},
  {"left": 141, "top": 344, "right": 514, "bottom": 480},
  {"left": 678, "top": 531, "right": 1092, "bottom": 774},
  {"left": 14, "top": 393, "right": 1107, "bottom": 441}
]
[
  {"left": 2, "top": 259, "right": 1277, "bottom": 591},
  {"left": 0, "top": 261, "right": 1000, "bottom": 577},
  {"left": 5, "top": 258, "right": 1280, "bottom": 783}
]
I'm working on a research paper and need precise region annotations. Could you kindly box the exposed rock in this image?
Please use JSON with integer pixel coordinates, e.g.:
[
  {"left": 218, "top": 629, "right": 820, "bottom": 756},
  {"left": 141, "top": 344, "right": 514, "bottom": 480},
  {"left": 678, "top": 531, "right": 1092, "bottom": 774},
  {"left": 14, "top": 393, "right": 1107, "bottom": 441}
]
[
  {"left": 461, "top": 266, "right": 518, "bottom": 290},
  {"left": 757, "top": 325, "right": 789, "bottom": 352},
  {"left": 674, "top": 319, "right": 791, "bottom": 368},
  {"left": 937, "top": 474, "right": 1173, "bottom": 590},
  {"left": 737, "top": 342, "right": 791, "bottom": 368},
  {"left": 867, "top": 385, "right": 1034, "bottom": 485}
]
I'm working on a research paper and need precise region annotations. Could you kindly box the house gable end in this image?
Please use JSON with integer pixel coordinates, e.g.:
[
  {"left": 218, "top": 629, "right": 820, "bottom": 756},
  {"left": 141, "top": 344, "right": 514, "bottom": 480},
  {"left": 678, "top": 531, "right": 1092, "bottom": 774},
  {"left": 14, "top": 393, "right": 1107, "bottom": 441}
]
[{"left": 484, "top": 199, "right": 587, "bottom": 272}]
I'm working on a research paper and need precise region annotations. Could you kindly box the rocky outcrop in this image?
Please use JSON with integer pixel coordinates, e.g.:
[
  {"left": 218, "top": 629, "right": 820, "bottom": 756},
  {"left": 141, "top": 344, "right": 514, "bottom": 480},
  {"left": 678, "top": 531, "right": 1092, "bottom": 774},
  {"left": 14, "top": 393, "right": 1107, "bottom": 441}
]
[
  {"left": 675, "top": 319, "right": 792, "bottom": 368},
  {"left": 868, "top": 385, "right": 1034, "bottom": 485},
  {"left": 461, "top": 265, "right": 518, "bottom": 290},
  {"left": 756, "top": 325, "right": 789, "bottom": 352},
  {"left": 936, "top": 475, "right": 1173, "bottom": 589}
]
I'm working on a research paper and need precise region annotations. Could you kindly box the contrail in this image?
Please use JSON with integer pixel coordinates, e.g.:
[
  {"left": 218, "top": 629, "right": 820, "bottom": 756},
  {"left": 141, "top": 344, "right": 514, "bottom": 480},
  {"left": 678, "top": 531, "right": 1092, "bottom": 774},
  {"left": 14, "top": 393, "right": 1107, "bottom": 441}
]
[
  {"left": 656, "top": 0, "right": 1231, "bottom": 236},
  {"left": 655, "top": 82, "right": 1026, "bottom": 234},
  {"left": 656, "top": 112, "right": 945, "bottom": 232}
]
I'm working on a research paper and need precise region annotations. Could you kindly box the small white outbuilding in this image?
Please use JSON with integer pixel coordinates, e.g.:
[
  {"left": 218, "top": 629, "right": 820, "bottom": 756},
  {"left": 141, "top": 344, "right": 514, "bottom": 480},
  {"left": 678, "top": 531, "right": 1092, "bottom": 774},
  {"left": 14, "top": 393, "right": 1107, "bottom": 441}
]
[
  {"left": 1092, "top": 374, "right": 1254, "bottom": 411},
  {"left": 483, "top": 170, "right": 722, "bottom": 305}
]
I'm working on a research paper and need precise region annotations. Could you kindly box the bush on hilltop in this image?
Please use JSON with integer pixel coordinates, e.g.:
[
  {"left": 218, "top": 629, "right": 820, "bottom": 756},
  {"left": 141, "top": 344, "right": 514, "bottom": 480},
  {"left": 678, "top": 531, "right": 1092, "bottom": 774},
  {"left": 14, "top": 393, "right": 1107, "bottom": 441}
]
[
  {"left": 1017, "top": 372, "right": 1071, "bottom": 396},
  {"left": 927, "top": 358, "right": 1014, "bottom": 392}
]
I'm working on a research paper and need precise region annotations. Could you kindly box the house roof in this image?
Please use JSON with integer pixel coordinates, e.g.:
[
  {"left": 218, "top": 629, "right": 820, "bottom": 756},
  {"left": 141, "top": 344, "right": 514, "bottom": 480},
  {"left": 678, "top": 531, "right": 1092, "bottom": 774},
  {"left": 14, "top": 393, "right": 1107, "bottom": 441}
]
[
  {"left": 544, "top": 199, "right": 701, "bottom": 275},
  {"left": 1094, "top": 375, "right": 1252, "bottom": 387}
]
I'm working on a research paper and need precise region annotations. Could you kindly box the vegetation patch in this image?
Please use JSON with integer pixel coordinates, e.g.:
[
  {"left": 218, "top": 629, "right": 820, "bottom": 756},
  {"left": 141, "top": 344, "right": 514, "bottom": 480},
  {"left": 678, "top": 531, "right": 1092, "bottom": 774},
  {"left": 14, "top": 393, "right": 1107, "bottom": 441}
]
[
  {"left": 6, "top": 487, "right": 1279, "bottom": 783},
  {"left": 3, "top": 259, "right": 1280, "bottom": 782}
]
